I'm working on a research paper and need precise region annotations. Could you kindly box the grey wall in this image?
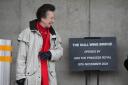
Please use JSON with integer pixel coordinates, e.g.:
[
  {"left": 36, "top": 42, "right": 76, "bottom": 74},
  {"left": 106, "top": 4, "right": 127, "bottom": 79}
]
[{"left": 0, "top": 0, "right": 128, "bottom": 85}]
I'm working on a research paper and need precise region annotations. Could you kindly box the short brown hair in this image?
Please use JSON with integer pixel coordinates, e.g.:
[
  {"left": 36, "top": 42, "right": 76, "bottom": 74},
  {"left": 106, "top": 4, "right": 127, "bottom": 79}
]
[{"left": 36, "top": 4, "right": 55, "bottom": 21}]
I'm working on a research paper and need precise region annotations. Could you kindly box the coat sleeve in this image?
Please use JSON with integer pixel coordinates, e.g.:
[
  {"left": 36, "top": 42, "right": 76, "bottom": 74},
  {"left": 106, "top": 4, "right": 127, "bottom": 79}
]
[
  {"left": 50, "top": 34, "right": 63, "bottom": 61},
  {"left": 16, "top": 29, "right": 29, "bottom": 80}
]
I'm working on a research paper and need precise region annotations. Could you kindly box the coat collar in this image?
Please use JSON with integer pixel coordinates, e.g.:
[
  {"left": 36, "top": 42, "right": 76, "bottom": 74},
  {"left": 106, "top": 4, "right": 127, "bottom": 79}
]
[{"left": 29, "top": 19, "right": 56, "bottom": 36}]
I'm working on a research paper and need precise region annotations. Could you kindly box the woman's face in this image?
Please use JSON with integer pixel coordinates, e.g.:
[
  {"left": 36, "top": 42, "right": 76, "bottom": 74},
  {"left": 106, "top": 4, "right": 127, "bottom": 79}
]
[{"left": 41, "top": 11, "right": 55, "bottom": 28}]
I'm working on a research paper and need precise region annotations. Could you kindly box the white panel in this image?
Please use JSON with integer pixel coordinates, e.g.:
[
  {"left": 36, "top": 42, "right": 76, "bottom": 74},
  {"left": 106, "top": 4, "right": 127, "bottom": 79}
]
[{"left": 0, "top": 39, "right": 11, "bottom": 85}]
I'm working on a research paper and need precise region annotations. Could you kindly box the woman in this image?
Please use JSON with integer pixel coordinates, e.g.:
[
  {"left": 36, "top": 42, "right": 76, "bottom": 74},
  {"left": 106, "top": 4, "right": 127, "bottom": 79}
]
[{"left": 16, "top": 4, "right": 63, "bottom": 85}]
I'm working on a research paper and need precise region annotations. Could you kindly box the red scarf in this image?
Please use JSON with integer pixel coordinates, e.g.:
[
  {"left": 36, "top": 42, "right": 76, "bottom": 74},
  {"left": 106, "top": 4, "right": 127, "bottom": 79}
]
[{"left": 36, "top": 22, "right": 50, "bottom": 85}]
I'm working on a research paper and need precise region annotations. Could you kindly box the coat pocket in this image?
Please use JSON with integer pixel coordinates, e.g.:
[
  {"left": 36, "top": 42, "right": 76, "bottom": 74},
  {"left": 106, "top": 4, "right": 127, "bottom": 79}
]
[
  {"left": 25, "top": 72, "right": 38, "bottom": 85},
  {"left": 48, "top": 61, "right": 56, "bottom": 78}
]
